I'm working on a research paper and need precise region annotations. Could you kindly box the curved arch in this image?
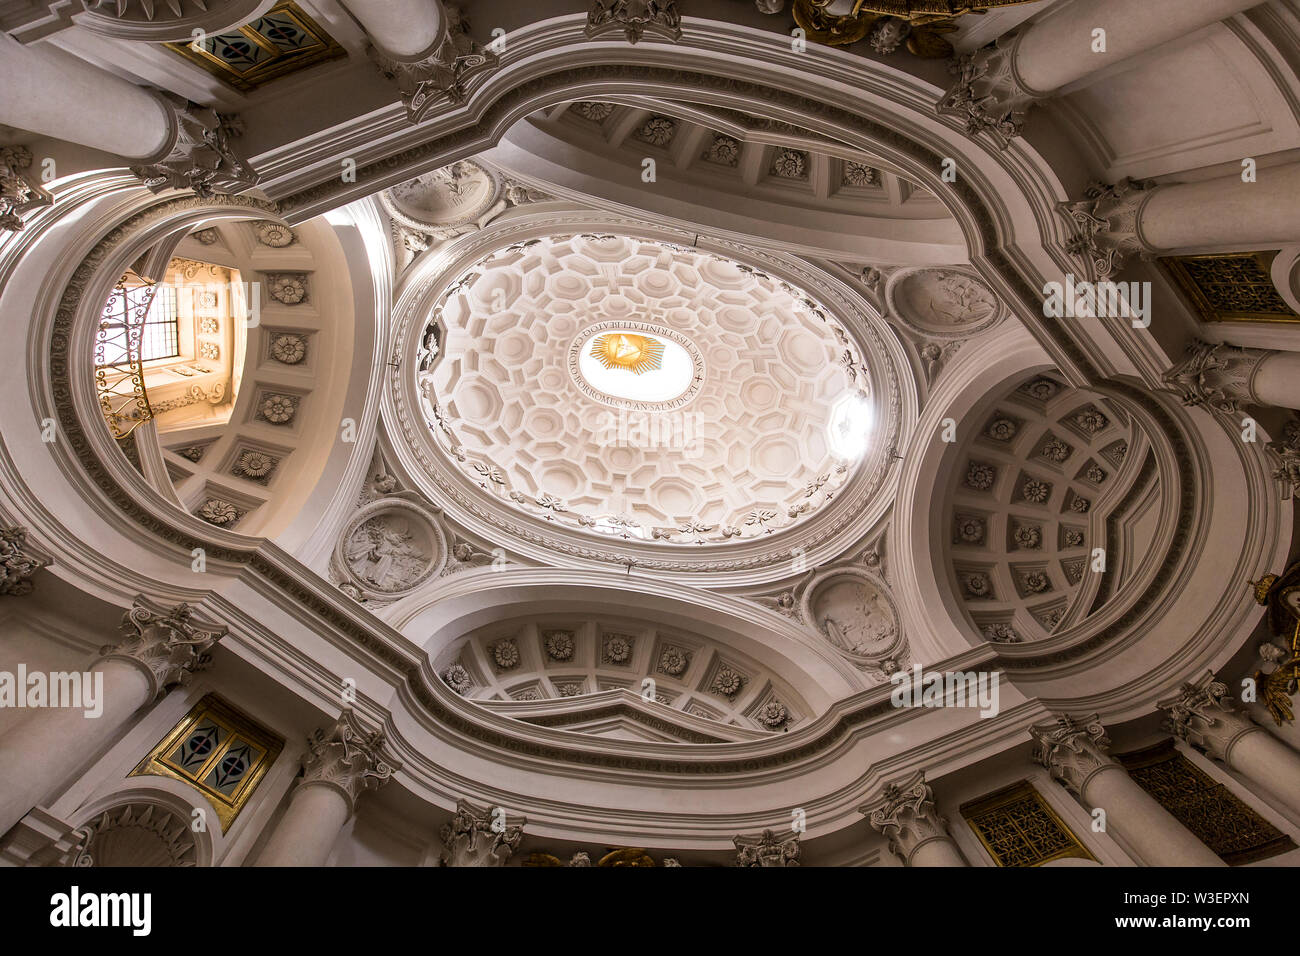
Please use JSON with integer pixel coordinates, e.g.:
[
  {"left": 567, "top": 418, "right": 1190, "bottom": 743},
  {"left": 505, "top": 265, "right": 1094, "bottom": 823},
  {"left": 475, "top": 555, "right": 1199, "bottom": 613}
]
[{"left": 69, "top": 783, "right": 220, "bottom": 867}]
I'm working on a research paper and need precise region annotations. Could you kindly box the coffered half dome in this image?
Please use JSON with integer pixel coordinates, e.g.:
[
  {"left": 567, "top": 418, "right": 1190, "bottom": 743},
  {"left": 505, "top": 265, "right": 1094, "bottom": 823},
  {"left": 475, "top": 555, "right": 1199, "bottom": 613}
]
[
  {"left": 943, "top": 374, "right": 1164, "bottom": 644},
  {"left": 395, "top": 230, "right": 904, "bottom": 566}
]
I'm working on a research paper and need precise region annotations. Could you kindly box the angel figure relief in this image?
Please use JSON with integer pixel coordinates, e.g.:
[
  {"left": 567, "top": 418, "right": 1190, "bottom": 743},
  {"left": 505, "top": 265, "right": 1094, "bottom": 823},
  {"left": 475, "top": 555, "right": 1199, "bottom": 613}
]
[
  {"left": 346, "top": 518, "right": 429, "bottom": 592},
  {"left": 1251, "top": 561, "right": 1300, "bottom": 725}
]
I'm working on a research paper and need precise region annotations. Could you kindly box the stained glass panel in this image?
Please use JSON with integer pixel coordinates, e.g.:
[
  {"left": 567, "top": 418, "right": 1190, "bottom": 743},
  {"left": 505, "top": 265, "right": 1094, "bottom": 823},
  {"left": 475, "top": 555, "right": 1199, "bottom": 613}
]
[
  {"left": 163, "top": 2, "right": 346, "bottom": 92},
  {"left": 131, "top": 695, "right": 283, "bottom": 832}
]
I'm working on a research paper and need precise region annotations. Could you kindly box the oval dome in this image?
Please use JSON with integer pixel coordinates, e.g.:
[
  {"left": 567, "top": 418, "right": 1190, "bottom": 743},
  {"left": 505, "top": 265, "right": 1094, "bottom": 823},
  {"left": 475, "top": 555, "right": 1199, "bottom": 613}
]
[{"left": 414, "top": 234, "right": 872, "bottom": 545}]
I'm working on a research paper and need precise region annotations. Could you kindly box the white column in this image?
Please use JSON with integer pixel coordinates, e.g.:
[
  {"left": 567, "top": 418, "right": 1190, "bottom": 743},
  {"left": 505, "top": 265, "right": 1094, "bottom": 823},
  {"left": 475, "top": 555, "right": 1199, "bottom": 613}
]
[
  {"left": 255, "top": 710, "right": 399, "bottom": 867},
  {"left": 255, "top": 783, "right": 352, "bottom": 868},
  {"left": 0, "top": 32, "right": 173, "bottom": 161},
  {"left": 1016, "top": 0, "right": 1264, "bottom": 95},
  {"left": 1161, "top": 672, "right": 1300, "bottom": 814},
  {"left": 1162, "top": 341, "right": 1300, "bottom": 415},
  {"left": 941, "top": 0, "right": 1263, "bottom": 146},
  {"left": 1031, "top": 714, "right": 1226, "bottom": 866},
  {"left": 363, "top": 3, "right": 496, "bottom": 123},
  {"left": 1140, "top": 162, "right": 1300, "bottom": 252},
  {"left": 1061, "top": 162, "right": 1300, "bottom": 280},
  {"left": 0, "top": 597, "right": 224, "bottom": 839},
  {"left": 860, "top": 771, "right": 970, "bottom": 867},
  {"left": 343, "top": 0, "right": 446, "bottom": 59}
]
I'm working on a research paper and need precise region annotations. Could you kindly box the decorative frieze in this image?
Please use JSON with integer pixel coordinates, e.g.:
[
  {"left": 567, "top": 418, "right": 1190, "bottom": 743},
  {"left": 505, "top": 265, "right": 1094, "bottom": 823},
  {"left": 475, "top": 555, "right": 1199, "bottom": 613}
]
[
  {"left": 0, "top": 526, "right": 51, "bottom": 596},
  {"left": 439, "top": 799, "right": 525, "bottom": 866},
  {"left": 100, "top": 596, "right": 227, "bottom": 700},
  {"left": 1267, "top": 418, "right": 1300, "bottom": 501},
  {"left": 733, "top": 828, "right": 799, "bottom": 866},
  {"left": 300, "top": 710, "right": 400, "bottom": 813},
  {"left": 129, "top": 95, "right": 257, "bottom": 198}
]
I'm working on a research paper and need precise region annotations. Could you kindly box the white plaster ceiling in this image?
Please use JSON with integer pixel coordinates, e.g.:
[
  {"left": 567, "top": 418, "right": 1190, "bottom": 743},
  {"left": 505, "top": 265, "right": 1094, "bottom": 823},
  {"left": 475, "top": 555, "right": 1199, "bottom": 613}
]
[{"left": 417, "top": 233, "right": 868, "bottom": 545}]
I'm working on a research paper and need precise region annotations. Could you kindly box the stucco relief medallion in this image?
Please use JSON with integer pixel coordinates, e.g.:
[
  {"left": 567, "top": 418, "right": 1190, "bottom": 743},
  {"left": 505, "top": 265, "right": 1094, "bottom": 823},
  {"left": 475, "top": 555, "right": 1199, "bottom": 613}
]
[
  {"left": 885, "top": 267, "right": 1003, "bottom": 340},
  {"left": 801, "top": 568, "right": 905, "bottom": 666},
  {"left": 334, "top": 500, "right": 446, "bottom": 599},
  {"left": 380, "top": 161, "right": 505, "bottom": 233}
]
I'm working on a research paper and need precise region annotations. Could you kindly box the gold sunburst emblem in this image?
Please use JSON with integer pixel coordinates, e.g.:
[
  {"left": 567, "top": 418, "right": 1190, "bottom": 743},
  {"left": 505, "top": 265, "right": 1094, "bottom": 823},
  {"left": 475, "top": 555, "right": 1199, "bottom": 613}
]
[{"left": 589, "top": 332, "right": 665, "bottom": 375}]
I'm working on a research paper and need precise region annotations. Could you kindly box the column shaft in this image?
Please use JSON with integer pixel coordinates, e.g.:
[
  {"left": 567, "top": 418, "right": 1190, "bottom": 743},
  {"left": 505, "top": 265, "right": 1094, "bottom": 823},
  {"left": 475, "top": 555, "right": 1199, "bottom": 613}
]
[
  {"left": 0, "top": 33, "right": 172, "bottom": 160},
  {"left": 0, "top": 659, "right": 151, "bottom": 838},
  {"left": 254, "top": 784, "right": 351, "bottom": 867},
  {"left": 1219, "top": 729, "right": 1300, "bottom": 813},
  {"left": 1140, "top": 162, "right": 1300, "bottom": 252},
  {"left": 343, "top": 0, "right": 445, "bottom": 59},
  {"left": 1017, "top": 0, "right": 1264, "bottom": 94},
  {"left": 909, "top": 836, "right": 970, "bottom": 867},
  {"left": 1082, "top": 766, "right": 1225, "bottom": 866},
  {"left": 1251, "top": 352, "right": 1300, "bottom": 410}
]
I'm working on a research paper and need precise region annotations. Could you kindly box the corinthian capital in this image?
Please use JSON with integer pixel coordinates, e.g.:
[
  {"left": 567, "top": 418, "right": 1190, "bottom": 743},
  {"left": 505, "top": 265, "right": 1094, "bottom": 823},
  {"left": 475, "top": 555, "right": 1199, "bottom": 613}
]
[
  {"left": 439, "top": 799, "right": 525, "bottom": 866},
  {"left": 1161, "top": 340, "right": 1270, "bottom": 417},
  {"left": 859, "top": 771, "right": 951, "bottom": 865},
  {"left": 733, "top": 828, "right": 800, "bottom": 867},
  {"left": 370, "top": 5, "right": 497, "bottom": 123},
  {"left": 585, "top": 0, "right": 682, "bottom": 44},
  {"left": 300, "top": 710, "right": 400, "bottom": 812},
  {"left": 1030, "top": 714, "right": 1117, "bottom": 796},
  {"left": 1158, "top": 671, "right": 1260, "bottom": 763},
  {"left": 1058, "top": 178, "right": 1159, "bottom": 281},
  {"left": 938, "top": 34, "right": 1037, "bottom": 149},
  {"left": 0, "top": 146, "right": 54, "bottom": 233},
  {"left": 129, "top": 93, "right": 257, "bottom": 198},
  {"left": 0, "top": 525, "right": 52, "bottom": 596},
  {"left": 100, "top": 596, "right": 226, "bottom": 698}
]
